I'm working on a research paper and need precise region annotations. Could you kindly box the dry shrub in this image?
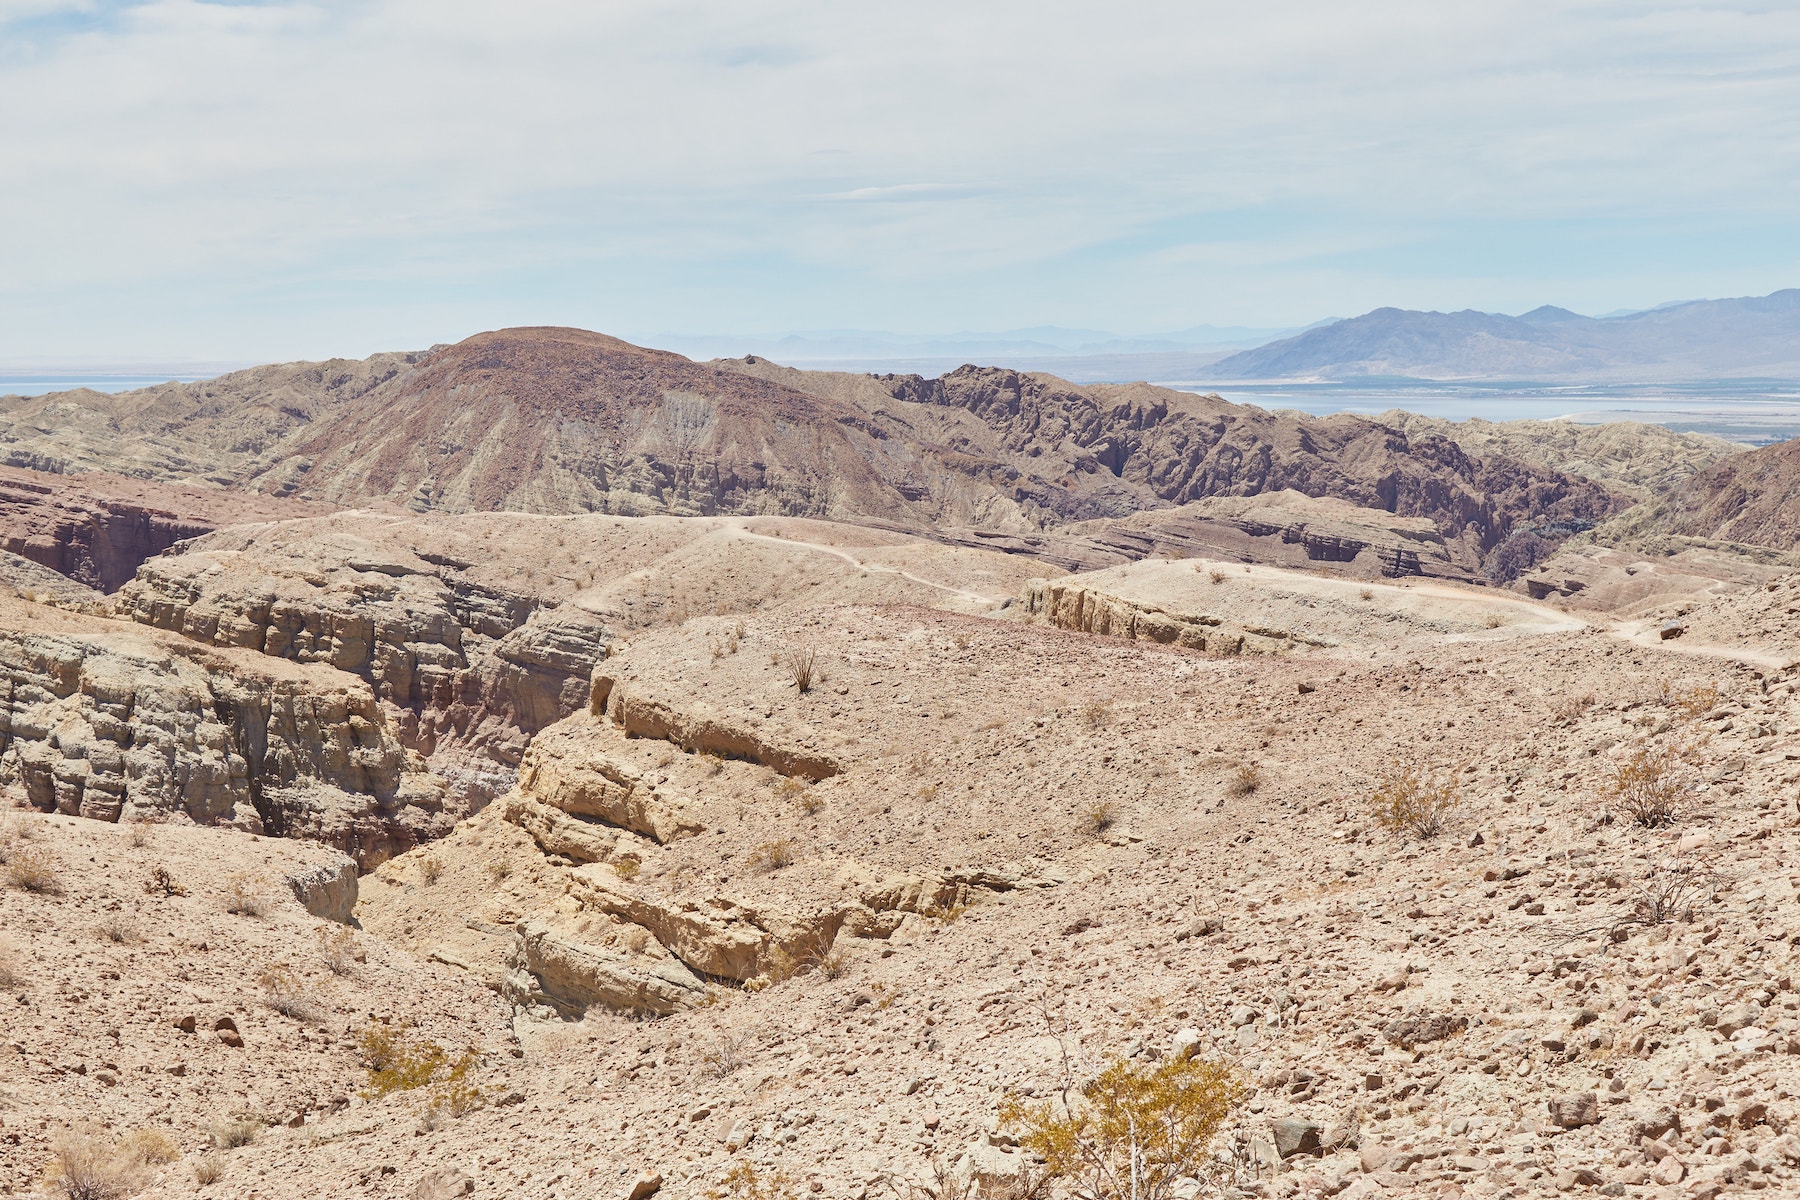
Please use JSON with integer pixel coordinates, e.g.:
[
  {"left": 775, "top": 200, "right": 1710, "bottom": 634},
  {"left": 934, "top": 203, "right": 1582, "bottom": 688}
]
[
  {"left": 44, "top": 1128, "right": 139, "bottom": 1200},
  {"left": 1553, "top": 693, "right": 1596, "bottom": 723},
  {"left": 815, "top": 948, "right": 850, "bottom": 980},
  {"left": 1666, "top": 683, "right": 1722, "bottom": 720},
  {"left": 624, "top": 926, "right": 651, "bottom": 953},
  {"left": 1603, "top": 741, "right": 1696, "bottom": 828},
  {"left": 259, "top": 965, "right": 323, "bottom": 1024},
  {"left": 0, "top": 938, "right": 19, "bottom": 990},
  {"left": 1370, "top": 763, "right": 1459, "bottom": 838},
  {"left": 1358, "top": 587, "right": 1374, "bottom": 600},
  {"left": 1001, "top": 1055, "right": 1243, "bottom": 1200},
  {"left": 357, "top": 1023, "right": 484, "bottom": 1113},
  {"left": 783, "top": 646, "right": 819, "bottom": 693},
  {"left": 485, "top": 858, "right": 514, "bottom": 883},
  {"left": 6, "top": 844, "right": 61, "bottom": 894},
  {"left": 1081, "top": 700, "right": 1111, "bottom": 730},
  {"left": 317, "top": 925, "right": 360, "bottom": 976},
  {"left": 115, "top": 1129, "right": 178, "bottom": 1166},
  {"left": 223, "top": 873, "right": 269, "bottom": 917},
  {"left": 700, "top": 1027, "right": 752, "bottom": 1079},
  {"left": 208, "top": 1118, "right": 260, "bottom": 1150},
  {"left": 1086, "top": 803, "right": 1118, "bottom": 835},
  {"left": 1207, "top": 569, "right": 1227, "bottom": 585},
  {"left": 1227, "top": 764, "right": 1261, "bottom": 797},
  {"left": 143, "top": 866, "right": 187, "bottom": 897},
  {"left": 193, "top": 1157, "right": 223, "bottom": 1186},
  {"left": 125, "top": 820, "right": 152, "bottom": 849},
  {"left": 419, "top": 854, "right": 444, "bottom": 885},
  {"left": 96, "top": 914, "right": 138, "bottom": 945},
  {"left": 611, "top": 857, "right": 641, "bottom": 882},
  {"left": 749, "top": 839, "right": 795, "bottom": 872},
  {"left": 715, "top": 1162, "right": 800, "bottom": 1200}
]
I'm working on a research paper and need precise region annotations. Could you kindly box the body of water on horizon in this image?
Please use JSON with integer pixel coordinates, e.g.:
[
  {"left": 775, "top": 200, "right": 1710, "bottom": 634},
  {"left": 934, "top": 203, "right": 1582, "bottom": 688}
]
[{"left": 1163, "top": 378, "right": 1800, "bottom": 445}]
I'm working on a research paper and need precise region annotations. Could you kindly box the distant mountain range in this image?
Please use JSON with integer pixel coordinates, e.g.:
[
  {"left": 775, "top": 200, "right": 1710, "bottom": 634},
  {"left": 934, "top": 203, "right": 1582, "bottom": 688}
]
[{"left": 1208, "top": 289, "right": 1800, "bottom": 383}]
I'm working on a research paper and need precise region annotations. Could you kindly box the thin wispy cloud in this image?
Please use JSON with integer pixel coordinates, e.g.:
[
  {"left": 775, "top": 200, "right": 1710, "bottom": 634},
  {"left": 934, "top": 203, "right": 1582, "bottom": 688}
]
[{"left": 1, "top": 0, "right": 1796, "bottom": 360}]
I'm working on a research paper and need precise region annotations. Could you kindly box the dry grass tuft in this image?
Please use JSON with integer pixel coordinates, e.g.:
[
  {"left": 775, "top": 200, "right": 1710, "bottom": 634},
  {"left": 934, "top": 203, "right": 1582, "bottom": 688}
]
[
  {"left": 223, "top": 873, "right": 270, "bottom": 917},
  {"left": 193, "top": 1157, "right": 224, "bottom": 1186},
  {"left": 208, "top": 1118, "right": 261, "bottom": 1150},
  {"left": 317, "top": 925, "right": 360, "bottom": 976},
  {"left": 749, "top": 839, "right": 796, "bottom": 872},
  {"left": 1666, "top": 683, "right": 1722, "bottom": 720},
  {"left": 1085, "top": 802, "right": 1118, "bottom": 835},
  {"left": 6, "top": 844, "right": 61, "bottom": 894},
  {"left": 1227, "top": 763, "right": 1261, "bottom": 797},
  {"left": 611, "top": 857, "right": 641, "bottom": 882},
  {"left": 783, "top": 646, "right": 819, "bottom": 693},
  {"left": 96, "top": 914, "right": 139, "bottom": 945},
  {"left": 259, "top": 965, "right": 323, "bottom": 1024},
  {"left": 1370, "top": 763, "right": 1460, "bottom": 838},
  {"left": 0, "top": 938, "right": 19, "bottom": 990},
  {"left": 486, "top": 858, "right": 514, "bottom": 883},
  {"left": 1081, "top": 700, "right": 1111, "bottom": 730},
  {"left": 419, "top": 854, "right": 444, "bottom": 885},
  {"left": 115, "top": 1129, "right": 178, "bottom": 1166},
  {"left": 44, "top": 1128, "right": 138, "bottom": 1200},
  {"left": 356, "top": 1023, "right": 484, "bottom": 1114}
]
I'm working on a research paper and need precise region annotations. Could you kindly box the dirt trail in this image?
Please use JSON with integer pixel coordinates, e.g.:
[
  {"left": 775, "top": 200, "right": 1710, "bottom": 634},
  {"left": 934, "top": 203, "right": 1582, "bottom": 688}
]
[{"left": 725, "top": 522, "right": 1000, "bottom": 606}]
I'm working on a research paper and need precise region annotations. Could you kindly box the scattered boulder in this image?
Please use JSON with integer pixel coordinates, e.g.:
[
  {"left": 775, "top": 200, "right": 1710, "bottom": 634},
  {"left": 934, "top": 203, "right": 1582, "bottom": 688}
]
[
  {"left": 1270, "top": 1117, "right": 1323, "bottom": 1159},
  {"left": 1548, "top": 1092, "right": 1600, "bottom": 1129},
  {"left": 286, "top": 854, "right": 359, "bottom": 923},
  {"left": 1381, "top": 1012, "right": 1466, "bottom": 1048},
  {"left": 412, "top": 1168, "right": 475, "bottom": 1200}
]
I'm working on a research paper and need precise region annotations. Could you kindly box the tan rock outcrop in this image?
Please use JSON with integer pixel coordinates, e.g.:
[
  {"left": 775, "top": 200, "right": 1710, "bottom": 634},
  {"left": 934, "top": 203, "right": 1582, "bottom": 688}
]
[{"left": 506, "top": 918, "right": 709, "bottom": 1016}]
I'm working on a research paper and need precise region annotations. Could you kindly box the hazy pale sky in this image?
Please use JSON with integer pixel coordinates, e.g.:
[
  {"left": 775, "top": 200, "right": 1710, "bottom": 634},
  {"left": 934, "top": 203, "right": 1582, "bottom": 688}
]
[{"left": 2, "top": 0, "right": 1797, "bottom": 362}]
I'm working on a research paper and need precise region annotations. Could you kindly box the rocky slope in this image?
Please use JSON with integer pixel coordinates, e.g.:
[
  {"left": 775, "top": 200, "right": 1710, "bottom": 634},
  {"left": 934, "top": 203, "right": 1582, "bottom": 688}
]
[
  {"left": 12, "top": 566, "right": 1800, "bottom": 1198},
  {"left": 1627, "top": 438, "right": 1800, "bottom": 553}
]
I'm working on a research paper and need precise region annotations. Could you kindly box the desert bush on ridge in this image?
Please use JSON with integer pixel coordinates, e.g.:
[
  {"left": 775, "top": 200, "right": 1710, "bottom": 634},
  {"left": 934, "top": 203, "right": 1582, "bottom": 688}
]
[{"left": 44, "top": 1125, "right": 180, "bottom": 1200}]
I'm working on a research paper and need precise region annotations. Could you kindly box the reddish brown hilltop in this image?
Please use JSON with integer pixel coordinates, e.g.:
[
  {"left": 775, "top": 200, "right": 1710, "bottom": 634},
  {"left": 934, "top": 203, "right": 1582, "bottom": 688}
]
[{"left": 3, "top": 328, "right": 1628, "bottom": 579}]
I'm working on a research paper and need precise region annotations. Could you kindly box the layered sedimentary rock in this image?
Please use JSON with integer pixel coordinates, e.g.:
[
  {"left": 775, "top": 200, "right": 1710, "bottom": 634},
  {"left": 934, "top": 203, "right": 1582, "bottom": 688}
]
[
  {"left": 0, "top": 463, "right": 333, "bottom": 592},
  {"left": 0, "top": 596, "right": 444, "bottom": 864},
  {"left": 114, "top": 524, "right": 611, "bottom": 810}
]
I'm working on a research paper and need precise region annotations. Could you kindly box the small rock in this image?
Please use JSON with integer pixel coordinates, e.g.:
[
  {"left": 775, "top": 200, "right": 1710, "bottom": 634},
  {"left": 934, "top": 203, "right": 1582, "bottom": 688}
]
[
  {"left": 1548, "top": 1092, "right": 1599, "bottom": 1129},
  {"left": 1717, "top": 1001, "right": 1763, "bottom": 1038},
  {"left": 1170, "top": 1028, "right": 1203, "bottom": 1062},
  {"left": 1382, "top": 1012, "right": 1467, "bottom": 1048},
  {"left": 1633, "top": 1108, "right": 1680, "bottom": 1140},
  {"left": 1271, "top": 1118, "right": 1323, "bottom": 1160},
  {"left": 1660, "top": 621, "right": 1686, "bottom": 640},
  {"left": 218, "top": 1030, "right": 244, "bottom": 1049},
  {"left": 411, "top": 1168, "right": 474, "bottom": 1200},
  {"left": 1363, "top": 1072, "right": 1383, "bottom": 1092},
  {"left": 1296, "top": 681, "right": 1316, "bottom": 695},
  {"left": 626, "top": 1171, "right": 662, "bottom": 1200},
  {"left": 173, "top": 1015, "right": 196, "bottom": 1034},
  {"left": 1735, "top": 1101, "right": 1769, "bottom": 1129},
  {"left": 1555, "top": 1166, "right": 1602, "bottom": 1189},
  {"left": 1651, "top": 1154, "right": 1685, "bottom": 1184}
]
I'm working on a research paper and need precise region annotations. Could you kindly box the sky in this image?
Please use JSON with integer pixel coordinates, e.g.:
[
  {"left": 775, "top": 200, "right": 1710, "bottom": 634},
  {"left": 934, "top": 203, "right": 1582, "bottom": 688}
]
[{"left": 2, "top": 0, "right": 1798, "bottom": 364}]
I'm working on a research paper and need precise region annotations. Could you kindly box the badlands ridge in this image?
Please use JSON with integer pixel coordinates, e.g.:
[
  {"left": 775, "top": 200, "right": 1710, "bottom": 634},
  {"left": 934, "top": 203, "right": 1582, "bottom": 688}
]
[{"left": 3, "top": 329, "right": 1800, "bottom": 1200}]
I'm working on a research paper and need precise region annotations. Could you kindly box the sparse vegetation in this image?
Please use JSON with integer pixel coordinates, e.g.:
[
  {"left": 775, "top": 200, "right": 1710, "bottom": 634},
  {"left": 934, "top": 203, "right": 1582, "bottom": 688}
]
[
  {"left": 1206, "top": 568, "right": 1227, "bottom": 584},
  {"left": 115, "top": 1129, "right": 178, "bottom": 1166},
  {"left": 749, "top": 838, "right": 796, "bottom": 871},
  {"left": 143, "top": 865, "right": 187, "bottom": 897},
  {"left": 1603, "top": 740, "right": 1695, "bottom": 828},
  {"left": 783, "top": 645, "right": 819, "bottom": 693},
  {"left": 419, "top": 854, "right": 444, "bottom": 885},
  {"left": 1370, "top": 762, "right": 1460, "bottom": 838},
  {"left": 1552, "top": 692, "right": 1596, "bottom": 723},
  {"left": 1666, "top": 682, "right": 1722, "bottom": 719},
  {"left": 486, "top": 858, "right": 514, "bottom": 883},
  {"left": 208, "top": 1118, "right": 261, "bottom": 1150},
  {"left": 1227, "top": 763, "right": 1261, "bottom": 797},
  {"left": 96, "top": 914, "right": 138, "bottom": 945},
  {"left": 1086, "top": 802, "right": 1118, "bottom": 835},
  {"left": 259, "top": 965, "right": 323, "bottom": 1023},
  {"left": 223, "top": 873, "right": 269, "bottom": 916},
  {"left": 357, "top": 1023, "right": 483, "bottom": 1110},
  {"left": 318, "top": 924, "right": 360, "bottom": 976},
  {"left": 193, "top": 1157, "right": 224, "bottom": 1186},
  {"left": 6, "top": 844, "right": 60, "bottom": 893},
  {"left": 43, "top": 1127, "right": 142, "bottom": 1200},
  {"left": 1081, "top": 700, "right": 1111, "bottom": 730},
  {"left": 714, "top": 1162, "right": 800, "bottom": 1200},
  {"left": 699, "top": 1027, "right": 752, "bottom": 1079},
  {"left": 1359, "top": 587, "right": 1374, "bottom": 600},
  {"left": 1002, "top": 1054, "right": 1243, "bottom": 1200},
  {"left": 126, "top": 819, "right": 151, "bottom": 849},
  {"left": 0, "top": 938, "right": 19, "bottom": 990},
  {"left": 611, "top": 856, "right": 641, "bottom": 881}
]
